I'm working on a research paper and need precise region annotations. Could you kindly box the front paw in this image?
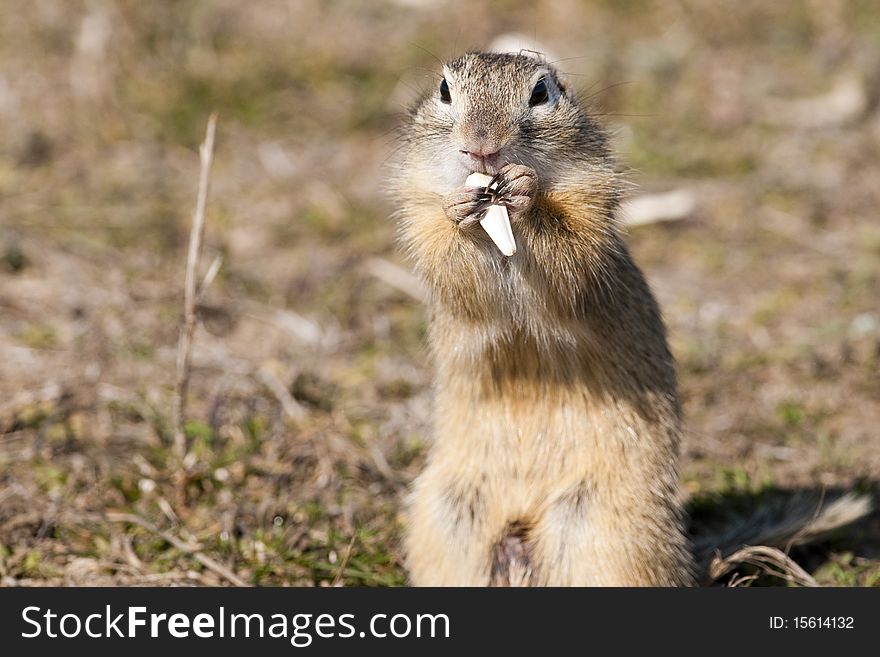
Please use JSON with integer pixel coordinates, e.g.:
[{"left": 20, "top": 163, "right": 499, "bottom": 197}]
[
  {"left": 496, "top": 164, "right": 537, "bottom": 218},
  {"left": 442, "top": 187, "right": 491, "bottom": 229}
]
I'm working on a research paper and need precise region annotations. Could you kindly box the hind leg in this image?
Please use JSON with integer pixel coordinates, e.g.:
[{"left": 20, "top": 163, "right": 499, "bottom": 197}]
[
  {"left": 405, "top": 468, "right": 503, "bottom": 586},
  {"left": 531, "top": 479, "right": 695, "bottom": 586}
]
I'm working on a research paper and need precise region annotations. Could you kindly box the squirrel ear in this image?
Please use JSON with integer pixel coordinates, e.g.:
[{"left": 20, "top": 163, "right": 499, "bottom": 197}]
[
  {"left": 486, "top": 33, "right": 557, "bottom": 62},
  {"left": 518, "top": 49, "right": 547, "bottom": 62}
]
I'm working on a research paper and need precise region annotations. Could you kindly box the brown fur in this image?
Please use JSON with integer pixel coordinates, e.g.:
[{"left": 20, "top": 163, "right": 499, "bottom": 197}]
[{"left": 390, "top": 51, "right": 694, "bottom": 586}]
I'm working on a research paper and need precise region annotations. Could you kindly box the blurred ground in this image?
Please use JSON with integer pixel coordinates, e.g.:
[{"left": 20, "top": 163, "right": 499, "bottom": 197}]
[{"left": 1, "top": 0, "right": 879, "bottom": 586}]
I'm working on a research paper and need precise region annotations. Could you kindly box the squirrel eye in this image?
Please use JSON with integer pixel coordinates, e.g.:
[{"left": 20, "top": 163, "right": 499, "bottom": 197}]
[
  {"left": 529, "top": 78, "right": 549, "bottom": 106},
  {"left": 439, "top": 78, "right": 451, "bottom": 103}
]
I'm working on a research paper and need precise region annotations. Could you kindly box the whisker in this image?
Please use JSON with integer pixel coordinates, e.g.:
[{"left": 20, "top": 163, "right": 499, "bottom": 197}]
[
  {"left": 408, "top": 42, "right": 443, "bottom": 67},
  {"left": 579, "top": 80, "right": 632, "bottom": 102},
  {"left": 547, "top": 54, "right": 591, "bottom": 66}
]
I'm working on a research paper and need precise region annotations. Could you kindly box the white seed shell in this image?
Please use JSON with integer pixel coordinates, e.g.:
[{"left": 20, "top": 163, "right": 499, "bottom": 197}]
[{"left": 465, "top": 172, "right": 517, "bottom": 257}]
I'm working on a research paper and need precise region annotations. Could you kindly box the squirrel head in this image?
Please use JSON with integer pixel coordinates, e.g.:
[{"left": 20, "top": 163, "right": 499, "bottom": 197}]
[{"left": 403, "top": 51, "right": 609, "bottom": 193}]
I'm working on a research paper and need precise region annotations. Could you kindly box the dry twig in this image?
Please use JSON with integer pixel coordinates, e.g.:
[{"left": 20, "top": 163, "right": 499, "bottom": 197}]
[
  {"left": 255, "top": 365, "right": 307, "bottom": 422},
  {"left": 621, "top": 189, "right": 695, "bottom": 227},
  {"left": 364, "top": 257, "right": 428, "bottom": 303},
  {"left": 107, "top": 511, "right": 249, "bottom": 587},
  {"left": 332, "top": 534, "right": 358, "bottom": 587},
  {"left": 173, "top": 113, "right": 218, "bottom": 461},
  {"left": 708, "top": 545, "right": 819, "bottom": 587}
]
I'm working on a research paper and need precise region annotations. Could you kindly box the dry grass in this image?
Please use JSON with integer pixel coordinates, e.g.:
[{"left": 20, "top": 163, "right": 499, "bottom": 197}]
[
  {"left": 1, "top": 0, "right": 879, "bottom": 587},
  {"left": 710, "top": 546, "right": 820, "bottom": 587}
]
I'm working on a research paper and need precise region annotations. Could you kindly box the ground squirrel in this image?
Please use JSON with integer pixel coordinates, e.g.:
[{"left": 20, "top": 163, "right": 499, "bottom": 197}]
[{"left": 390, "top": 51, "right": 870, "bottom": 586}]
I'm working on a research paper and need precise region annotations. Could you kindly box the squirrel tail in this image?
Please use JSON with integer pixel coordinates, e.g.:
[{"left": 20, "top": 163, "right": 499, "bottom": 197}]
[{"left": 691, "top": 491, "right": 873, "bottom": 583}]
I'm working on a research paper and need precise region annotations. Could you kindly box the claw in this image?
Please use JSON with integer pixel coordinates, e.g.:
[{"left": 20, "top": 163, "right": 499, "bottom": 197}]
[{"left": 487, "top": 172, "right": 505, "bottom": 190}]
